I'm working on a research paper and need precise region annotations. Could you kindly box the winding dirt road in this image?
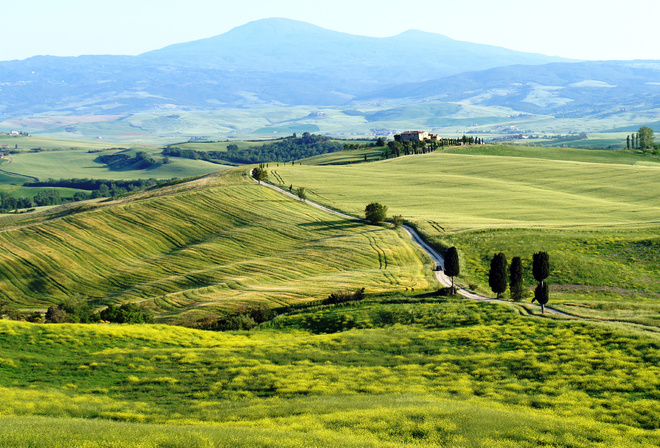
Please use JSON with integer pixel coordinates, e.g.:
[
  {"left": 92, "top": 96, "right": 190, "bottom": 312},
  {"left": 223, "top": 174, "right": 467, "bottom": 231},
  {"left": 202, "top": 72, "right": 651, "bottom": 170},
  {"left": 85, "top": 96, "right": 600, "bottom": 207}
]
[{"left": 253, "top": 172, "right": 572, "bottom": 317}]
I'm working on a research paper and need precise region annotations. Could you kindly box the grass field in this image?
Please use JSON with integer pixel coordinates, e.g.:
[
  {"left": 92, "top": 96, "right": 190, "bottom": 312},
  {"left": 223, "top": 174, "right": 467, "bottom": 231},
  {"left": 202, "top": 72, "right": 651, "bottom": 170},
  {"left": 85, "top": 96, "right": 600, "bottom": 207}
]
[
  {"left": 272, "top": 145, "right": 660, "bottom": 322},
  {"left": 0, "top": 167, "right": 433, "bottom": 321},
  {"left": 4, "top": 148, "right": 225, "bottom": 181},
  {"left": 1, "top": 298, "right": 659, "bottom": 447}
]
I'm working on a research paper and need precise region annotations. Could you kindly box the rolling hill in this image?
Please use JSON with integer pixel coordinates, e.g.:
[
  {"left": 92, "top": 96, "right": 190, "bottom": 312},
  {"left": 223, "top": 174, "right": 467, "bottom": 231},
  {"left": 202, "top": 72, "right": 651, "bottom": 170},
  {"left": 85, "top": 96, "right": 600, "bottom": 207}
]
[
  {"left": 359, "top": 60, "right": 660, "bottom": 123},
  {"left": 0, "top": 167, "right": 433, "bottom": 322}
]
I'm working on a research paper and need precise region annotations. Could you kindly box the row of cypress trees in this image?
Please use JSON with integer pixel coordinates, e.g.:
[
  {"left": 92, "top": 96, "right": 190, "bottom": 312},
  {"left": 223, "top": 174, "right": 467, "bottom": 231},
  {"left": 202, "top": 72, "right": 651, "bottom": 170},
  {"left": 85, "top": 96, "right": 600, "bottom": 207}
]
[{"left": 489, "top": 251, "right": 550, "bottom": 311}]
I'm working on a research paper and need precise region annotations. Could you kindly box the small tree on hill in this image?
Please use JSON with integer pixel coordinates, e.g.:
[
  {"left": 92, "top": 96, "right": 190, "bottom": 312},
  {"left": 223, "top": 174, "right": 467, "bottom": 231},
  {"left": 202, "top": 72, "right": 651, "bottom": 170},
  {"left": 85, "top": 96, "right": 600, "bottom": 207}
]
[
  {"left": 252, "top": 166, "right": 268, "bottom": 184},
  {"left": 296, "top": 187, "right": 307, "bottom": 201},
  {"left": 444, "top": 246, "right": 460, "bottom": 295},
  {"left": 509, "top": 256, "right": 525, "bottom": 302},
  {"left": 365, "top": 202, "right": 387, "bottom": 224},
  {"left": 489, "top": 252, "right": 508, "bottom": 299},
  {"left": 391, "top": 215, "right": 404, "bottom": 229}
]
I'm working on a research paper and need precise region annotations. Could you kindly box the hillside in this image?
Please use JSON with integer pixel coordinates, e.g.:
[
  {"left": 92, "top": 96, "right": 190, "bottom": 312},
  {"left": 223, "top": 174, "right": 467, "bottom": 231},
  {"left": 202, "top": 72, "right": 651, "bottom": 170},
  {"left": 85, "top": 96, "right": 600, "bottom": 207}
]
[
  {"left": 0, "top": 167, "right": 433, "bottom": 322},
  {"left": 360, "top": 60, "right": 660, "bottom": 128},
  {"left": 273, "top": 145, "right": 660, "bottom": 324},
  {"left": 1, "top": 297, "right": 660, "bottom": 447}
]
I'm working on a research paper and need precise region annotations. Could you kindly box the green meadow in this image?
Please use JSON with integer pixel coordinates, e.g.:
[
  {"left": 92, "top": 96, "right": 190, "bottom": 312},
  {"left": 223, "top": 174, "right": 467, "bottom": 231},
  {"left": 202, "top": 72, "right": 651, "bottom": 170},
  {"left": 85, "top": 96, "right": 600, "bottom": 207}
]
[
  {"left": 0, "top": 168, "right": 433, "bottom": 321},
  {"left": 273, "top": 145, "right": 660, "bottom": 322},
  {"left": 3, "top": 147, "right": 224, "bottom": 181},
  {"left": 1, "top": 298, "right": 660, "bottom": 447}
]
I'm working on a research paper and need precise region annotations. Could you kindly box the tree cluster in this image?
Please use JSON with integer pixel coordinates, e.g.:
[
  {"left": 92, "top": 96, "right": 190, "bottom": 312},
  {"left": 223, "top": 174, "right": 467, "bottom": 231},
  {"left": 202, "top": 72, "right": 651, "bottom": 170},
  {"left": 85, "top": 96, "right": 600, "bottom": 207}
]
[
  {"left": 96, "top": 151, "right": 160, "bottom": 170},
  {"left": 26, "top": 299, "right": 154, "bottom": 324},
  {"left": 196, "top": 305, "right": 277, "bottom": 331},
  {"left": 486, "top": 251, "right": 551, "bottom": 311},
  {"left": 1, "top": 178, "right": 171, "bottom": 213},
  {"left": 627, "top": 127, "right": 658, "bottom": 154},
  {"left": 164, "top": 133, "right": 344, "bottom": 164}
]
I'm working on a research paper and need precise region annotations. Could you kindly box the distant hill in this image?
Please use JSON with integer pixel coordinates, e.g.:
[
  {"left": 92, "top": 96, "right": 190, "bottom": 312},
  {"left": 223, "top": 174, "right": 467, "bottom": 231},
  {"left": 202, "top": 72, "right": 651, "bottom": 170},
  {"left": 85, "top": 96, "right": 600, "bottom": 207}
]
[
  {"left": 360, "top": 60, "right": 660, "bottom": 118},
  {"left": 0, "top": 18, "right": 568, "bottom": 117}
]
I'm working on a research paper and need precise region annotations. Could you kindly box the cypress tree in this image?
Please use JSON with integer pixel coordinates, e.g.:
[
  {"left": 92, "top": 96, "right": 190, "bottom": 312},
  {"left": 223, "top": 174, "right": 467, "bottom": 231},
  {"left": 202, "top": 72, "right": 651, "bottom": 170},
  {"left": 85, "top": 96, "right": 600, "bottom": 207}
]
[
  {"left": 509, "top": 256, "right": 524, "bottom": 302},
  {"left": 489, "top": 253, "right": 508, "bottom": 298},
  {"left": 532, "top": 252, "right": 550, "bottom": 286},
  {"left": 444, "top": 247, "right": 460, "bottom": 295},
  {"left": 533, "top": 282, "right": 549, "bottom": 313}
]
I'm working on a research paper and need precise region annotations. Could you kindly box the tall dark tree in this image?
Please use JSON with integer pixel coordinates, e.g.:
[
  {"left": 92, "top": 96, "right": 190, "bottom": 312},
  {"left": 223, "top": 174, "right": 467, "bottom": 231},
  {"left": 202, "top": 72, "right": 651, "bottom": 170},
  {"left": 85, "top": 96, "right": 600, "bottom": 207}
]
[
  {"left": 532, "top": 251, "right": 550, "bottom": 287},
  {"left": 626, "top": 135, "right": 630, "bottom": 150},
  {"left": 509, "top": 256, "right": 524, "bottom": 302},
  {"left": 532, "top": 282, "right": 549, "bottom": 313},
  {"left": 364, "top": 202, "right": 387, "bottom": 224},
  {"left": 444, "top": 247, "right": 460, "bottom": 295},
  {"left": 489, "top": 252, "right": 508, "bottom": 298}
]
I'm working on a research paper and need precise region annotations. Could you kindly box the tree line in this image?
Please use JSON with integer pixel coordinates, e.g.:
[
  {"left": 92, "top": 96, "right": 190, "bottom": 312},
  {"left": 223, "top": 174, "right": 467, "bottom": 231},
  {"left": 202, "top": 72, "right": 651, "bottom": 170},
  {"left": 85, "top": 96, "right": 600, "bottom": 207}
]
[
  {"left": 442, "top": 247, "right": 551, "bottom": 312},
  {"left": 489, "top": 251, "right": 550, "bottom": 312},
  {"left": 164, "top": 133, "right": 345, "bottom": 164},
  {"left": 0, "top": 299, "right": 153, "bottom": 324},
  {"left": 0, "top": 178, "right": 171, "bottom": 213},
  {"left": 626, "top": 126, "right": 657, "bottom": 154}
]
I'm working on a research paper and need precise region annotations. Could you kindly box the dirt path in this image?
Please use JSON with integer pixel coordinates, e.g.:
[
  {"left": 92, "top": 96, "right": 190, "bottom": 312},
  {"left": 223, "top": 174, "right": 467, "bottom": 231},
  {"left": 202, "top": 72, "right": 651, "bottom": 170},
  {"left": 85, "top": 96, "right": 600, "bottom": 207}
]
[{"left": 253, "top": 171, "right": 574, "bottom": 318}]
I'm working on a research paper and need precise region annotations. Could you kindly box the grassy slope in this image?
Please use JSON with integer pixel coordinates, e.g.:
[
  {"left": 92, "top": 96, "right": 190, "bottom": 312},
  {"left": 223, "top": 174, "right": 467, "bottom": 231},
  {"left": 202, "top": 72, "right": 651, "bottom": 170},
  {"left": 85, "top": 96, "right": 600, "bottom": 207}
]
[
  {"left": 0, "top": 168, "right": 433, "bottom": 321},
  {"left": 4, "top": 148, "right": 225, "bottom": 181},
  {"left": 1, "top": 299, "right": 659, "bottom": 447},
  {"left": 272, "top": 145, "right": 660, "bottom": 322}
]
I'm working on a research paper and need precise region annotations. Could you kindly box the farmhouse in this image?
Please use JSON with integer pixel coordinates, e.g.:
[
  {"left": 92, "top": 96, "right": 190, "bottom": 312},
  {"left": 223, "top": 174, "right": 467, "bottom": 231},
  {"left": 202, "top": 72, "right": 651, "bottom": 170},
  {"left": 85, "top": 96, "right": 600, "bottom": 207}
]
[{"left": 399, "top": 130, "right": 439, "bottom": 142}]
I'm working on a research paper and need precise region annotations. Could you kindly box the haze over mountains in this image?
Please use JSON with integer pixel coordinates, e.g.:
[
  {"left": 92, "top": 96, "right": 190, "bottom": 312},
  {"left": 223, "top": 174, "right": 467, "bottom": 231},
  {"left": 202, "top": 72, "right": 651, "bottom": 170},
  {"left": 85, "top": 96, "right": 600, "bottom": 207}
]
[
  {"left": 0, "top": 18, "right": 568, "bottom": 116},
  {"left": 0, "top": 18, "right": 658, "bottom": 139}
]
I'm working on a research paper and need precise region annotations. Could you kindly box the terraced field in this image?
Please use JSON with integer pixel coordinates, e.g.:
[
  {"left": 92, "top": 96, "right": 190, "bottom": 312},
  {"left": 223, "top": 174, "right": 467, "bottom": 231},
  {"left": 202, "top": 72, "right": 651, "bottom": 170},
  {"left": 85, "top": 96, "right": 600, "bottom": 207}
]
[{"left": 0, "top": 168, "right": 433, "bottom": 321}]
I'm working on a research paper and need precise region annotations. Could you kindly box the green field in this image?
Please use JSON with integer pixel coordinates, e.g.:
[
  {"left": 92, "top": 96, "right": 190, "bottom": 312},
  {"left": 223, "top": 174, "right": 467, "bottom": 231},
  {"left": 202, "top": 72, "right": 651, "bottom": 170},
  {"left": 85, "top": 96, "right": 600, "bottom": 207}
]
[
  {"left": 1, "top": 141, "right": 660, "bottom": 446},
  {"left": 272, "top": 145, "right": 660, "bottom": 323},
  {"left": 1, "top": 297, "right": 660, "bottom": 447},
  {"left": 0, "top": 168, "right": 433, "bottom": 321},
  {"left": 4, "top": 148, "right": 224, "bottom": 181}
]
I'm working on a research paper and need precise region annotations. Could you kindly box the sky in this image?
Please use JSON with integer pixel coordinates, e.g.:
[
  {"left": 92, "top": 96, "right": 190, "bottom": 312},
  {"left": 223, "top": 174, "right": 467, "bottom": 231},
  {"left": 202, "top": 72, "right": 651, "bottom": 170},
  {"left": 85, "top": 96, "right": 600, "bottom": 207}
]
[{"left": 2, "top": 0, "right": 659, "bottom": 62}]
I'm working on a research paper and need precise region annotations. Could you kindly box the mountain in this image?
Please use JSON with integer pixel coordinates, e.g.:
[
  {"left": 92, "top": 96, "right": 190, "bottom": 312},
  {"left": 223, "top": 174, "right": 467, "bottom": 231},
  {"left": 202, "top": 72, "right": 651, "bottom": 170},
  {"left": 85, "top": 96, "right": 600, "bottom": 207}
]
[
  {"left": 0, "top": 18, "right": 568, "bottom": 117},
  {"left": 359, "top": 60, "right": 660, "bottom": 118}
]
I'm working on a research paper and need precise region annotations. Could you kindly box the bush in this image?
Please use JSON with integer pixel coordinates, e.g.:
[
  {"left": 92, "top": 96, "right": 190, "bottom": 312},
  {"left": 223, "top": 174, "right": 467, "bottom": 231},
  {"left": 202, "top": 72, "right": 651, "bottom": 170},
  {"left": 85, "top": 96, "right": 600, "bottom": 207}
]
[
  {"left": 197, "top": 305, "right": 277, "bottom": 331},
  {"left": 323, "top": 288, "right": 365, "bottom": 305},
  {"left": 99, "top": 303, "right": 154, "bottom": 324}
]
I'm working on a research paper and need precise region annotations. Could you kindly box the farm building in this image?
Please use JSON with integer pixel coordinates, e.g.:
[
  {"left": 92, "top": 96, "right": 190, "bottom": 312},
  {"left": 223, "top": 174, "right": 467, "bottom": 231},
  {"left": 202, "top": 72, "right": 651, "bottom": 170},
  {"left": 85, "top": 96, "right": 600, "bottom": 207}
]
[{"left": 399, "top": 130, "right": 439, "bottom": 142}]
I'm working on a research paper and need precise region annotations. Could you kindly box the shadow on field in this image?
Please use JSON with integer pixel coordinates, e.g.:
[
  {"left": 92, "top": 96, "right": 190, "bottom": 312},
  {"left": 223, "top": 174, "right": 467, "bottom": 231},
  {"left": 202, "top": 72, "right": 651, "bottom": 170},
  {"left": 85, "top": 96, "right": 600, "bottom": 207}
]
[{"left": 297, "top": 220, "right": 363, "bottom": 231}]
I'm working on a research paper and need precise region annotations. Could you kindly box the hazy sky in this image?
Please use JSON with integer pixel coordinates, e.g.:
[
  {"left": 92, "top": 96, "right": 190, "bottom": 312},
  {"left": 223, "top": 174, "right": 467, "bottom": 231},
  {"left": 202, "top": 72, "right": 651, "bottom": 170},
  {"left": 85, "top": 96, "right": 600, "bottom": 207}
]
[{"left": 3, "top": 0, "right": 659, "bottom": 62}]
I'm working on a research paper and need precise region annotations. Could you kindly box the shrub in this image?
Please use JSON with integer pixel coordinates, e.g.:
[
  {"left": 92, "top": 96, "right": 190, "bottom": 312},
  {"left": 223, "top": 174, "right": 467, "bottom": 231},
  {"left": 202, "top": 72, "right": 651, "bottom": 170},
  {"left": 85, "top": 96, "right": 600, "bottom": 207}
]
[{"left": 323, "top": 288, "right": 365, "bottom": 305}]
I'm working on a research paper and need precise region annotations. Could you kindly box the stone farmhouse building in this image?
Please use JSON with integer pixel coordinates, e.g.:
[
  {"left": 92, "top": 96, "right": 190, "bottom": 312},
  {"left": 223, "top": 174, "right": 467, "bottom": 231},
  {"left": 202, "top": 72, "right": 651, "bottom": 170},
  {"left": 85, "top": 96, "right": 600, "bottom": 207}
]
[{"left": 399, "top": 130, "right": 439, "bottom": 142}]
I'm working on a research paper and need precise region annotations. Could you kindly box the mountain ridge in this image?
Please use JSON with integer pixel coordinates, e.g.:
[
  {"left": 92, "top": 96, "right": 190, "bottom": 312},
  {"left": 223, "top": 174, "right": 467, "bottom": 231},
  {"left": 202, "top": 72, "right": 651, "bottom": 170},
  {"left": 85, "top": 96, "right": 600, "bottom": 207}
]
[{"left": 0, "top": 18, "right": 570, "bottom": 117}]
